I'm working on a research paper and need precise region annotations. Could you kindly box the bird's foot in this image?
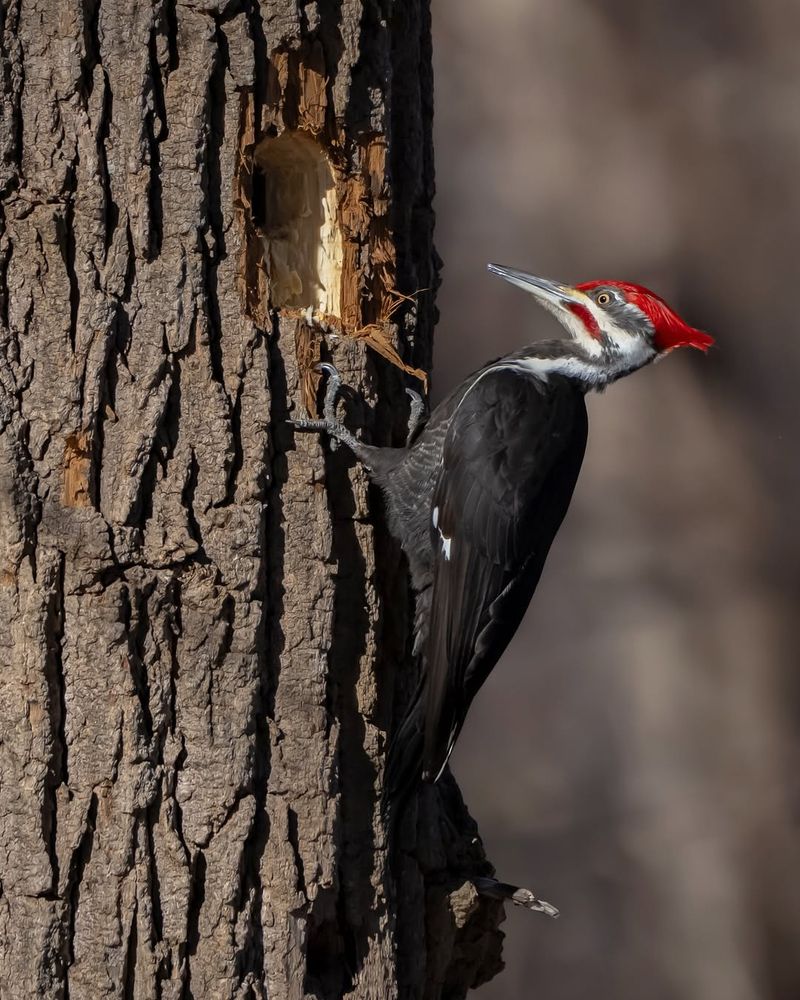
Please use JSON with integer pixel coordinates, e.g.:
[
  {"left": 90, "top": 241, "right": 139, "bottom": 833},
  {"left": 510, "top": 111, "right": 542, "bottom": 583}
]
[
  {"left": 472, "top": 876, "right": 560, "bottom": 919},
  {"left": 405, "top": 387, "right": 427, "bottom": 446},
  {"left": 289, "top": 362, "right": 363, "bottom": 454},
  {"left": 319, "top": 362, "right": 344, "bottom": 428}
]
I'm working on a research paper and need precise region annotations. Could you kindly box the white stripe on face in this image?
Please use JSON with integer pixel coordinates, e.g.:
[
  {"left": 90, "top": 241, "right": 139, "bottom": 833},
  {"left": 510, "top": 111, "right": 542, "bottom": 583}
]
[
  {"left": 542, "top": 298, "right": 605, "bottom": 357},
  {"left": 594, "top": 301, "right": 655, "bottom": 367}
]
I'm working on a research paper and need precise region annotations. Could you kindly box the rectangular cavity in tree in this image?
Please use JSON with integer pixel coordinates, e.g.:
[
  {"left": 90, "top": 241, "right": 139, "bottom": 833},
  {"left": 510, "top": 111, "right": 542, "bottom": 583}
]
[{"left": 253, "top": 131, "right": 343, "bottom": 317}]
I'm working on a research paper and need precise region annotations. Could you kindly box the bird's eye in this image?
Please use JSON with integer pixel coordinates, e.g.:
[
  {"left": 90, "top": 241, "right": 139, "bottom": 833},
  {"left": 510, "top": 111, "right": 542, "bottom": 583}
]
[{"left": 595, "top": 291, "right": 612, "bottom": 307}]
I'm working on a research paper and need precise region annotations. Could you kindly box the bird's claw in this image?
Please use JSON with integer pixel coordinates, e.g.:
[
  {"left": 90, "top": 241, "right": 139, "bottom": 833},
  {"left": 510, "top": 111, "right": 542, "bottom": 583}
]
[
  {"left": 308, "top": 362, "right": 345, "bottom": 450},
  {"left": 290, "top": 363, "right": 362, "bottom": 455},
  {"left": 472, "top": 876, "right": 560, "bottom": 919},
  {"left": 314, "top": 362, "right": 339, "bottom": 378},
  {"left": 508, "top": 889, "right": 560, "bottom": 919},
  {"left": 405, "top": 387, "right": 426, "bottom": 445}
]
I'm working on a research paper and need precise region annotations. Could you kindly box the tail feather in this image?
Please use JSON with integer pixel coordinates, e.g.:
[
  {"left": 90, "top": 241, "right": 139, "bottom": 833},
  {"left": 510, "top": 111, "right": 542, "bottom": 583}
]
[{"left": 382, "top": 678, "right": 427, "bottom": 839}]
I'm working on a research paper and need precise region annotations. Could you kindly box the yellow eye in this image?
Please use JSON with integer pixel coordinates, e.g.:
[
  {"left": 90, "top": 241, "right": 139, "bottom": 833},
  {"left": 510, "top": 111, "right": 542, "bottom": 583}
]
[{"left": 596, "top": 292, "right": 611, "bottom": 306}]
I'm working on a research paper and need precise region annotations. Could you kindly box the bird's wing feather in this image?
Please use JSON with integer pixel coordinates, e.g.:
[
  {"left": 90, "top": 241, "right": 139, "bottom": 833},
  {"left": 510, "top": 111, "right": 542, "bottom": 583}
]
[{"left": 423, "top": 367, "right": 587, "bottom": 780}]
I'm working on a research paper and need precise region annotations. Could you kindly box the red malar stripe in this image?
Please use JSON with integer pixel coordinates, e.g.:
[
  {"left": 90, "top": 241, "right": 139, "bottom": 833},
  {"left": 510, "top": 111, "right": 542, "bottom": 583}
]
[{"left": 567, "top": 302, "right": 601, "bottom": 340}]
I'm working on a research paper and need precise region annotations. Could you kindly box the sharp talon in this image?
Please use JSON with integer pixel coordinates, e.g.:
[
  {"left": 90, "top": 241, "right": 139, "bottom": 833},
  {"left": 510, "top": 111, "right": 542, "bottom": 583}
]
[{"left": 315, "top": 362, "right": 339, "bottom": 378}]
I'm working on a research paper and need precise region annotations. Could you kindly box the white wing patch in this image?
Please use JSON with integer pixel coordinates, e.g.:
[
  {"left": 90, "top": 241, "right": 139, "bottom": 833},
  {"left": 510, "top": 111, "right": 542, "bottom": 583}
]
[{"left": 432, "top": 505, "right": 452, "bottom": 559}]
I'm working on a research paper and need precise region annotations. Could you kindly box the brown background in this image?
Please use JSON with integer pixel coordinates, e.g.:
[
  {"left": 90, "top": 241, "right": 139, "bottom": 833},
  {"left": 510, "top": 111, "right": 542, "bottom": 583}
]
[{"left": 430, "top": 2, "right": 800, "bottom": 998}]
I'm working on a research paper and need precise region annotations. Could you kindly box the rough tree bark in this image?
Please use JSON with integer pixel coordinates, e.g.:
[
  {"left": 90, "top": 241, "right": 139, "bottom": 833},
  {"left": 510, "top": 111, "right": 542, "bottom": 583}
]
[{"left": 0, "top": 1, "right": 505, "bottom": 997}]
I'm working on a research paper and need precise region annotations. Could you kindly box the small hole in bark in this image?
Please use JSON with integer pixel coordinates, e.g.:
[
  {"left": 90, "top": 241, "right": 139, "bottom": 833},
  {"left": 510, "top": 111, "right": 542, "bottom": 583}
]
[{"left": 253, "top": 131, "right": 342, "bottom": 316}]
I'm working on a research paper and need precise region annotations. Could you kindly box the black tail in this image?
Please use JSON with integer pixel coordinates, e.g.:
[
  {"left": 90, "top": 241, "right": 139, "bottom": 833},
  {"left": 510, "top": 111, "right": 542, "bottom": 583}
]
[{"left": 382, "top": 677, "right": 427, "bottom": 841}]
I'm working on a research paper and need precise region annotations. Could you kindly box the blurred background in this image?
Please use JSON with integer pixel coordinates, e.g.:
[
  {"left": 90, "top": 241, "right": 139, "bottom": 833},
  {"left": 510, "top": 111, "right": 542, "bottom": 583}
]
[{"left": 429, "top": 2, "right": 800, "bottom": 998}]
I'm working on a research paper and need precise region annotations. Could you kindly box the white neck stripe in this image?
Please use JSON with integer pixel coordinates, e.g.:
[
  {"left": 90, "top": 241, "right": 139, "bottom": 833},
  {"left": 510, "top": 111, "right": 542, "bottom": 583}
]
[
  {"left": 454, "top": 339, "right": 654, "bottom": 422},
  {"left": 513, "top": 355, "right": 608, "bottom": 386}
]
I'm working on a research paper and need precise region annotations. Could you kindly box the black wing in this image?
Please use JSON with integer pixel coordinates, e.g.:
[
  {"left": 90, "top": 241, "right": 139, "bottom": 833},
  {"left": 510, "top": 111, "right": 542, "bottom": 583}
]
[{"left": 422, "top": 366, "right": 587, "bottom": 781}]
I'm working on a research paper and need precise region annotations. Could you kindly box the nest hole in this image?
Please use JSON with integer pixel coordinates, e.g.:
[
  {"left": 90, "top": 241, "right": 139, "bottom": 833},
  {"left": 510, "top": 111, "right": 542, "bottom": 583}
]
[{"left": 253, "top": 131, "right": 343, "bottom": 317}]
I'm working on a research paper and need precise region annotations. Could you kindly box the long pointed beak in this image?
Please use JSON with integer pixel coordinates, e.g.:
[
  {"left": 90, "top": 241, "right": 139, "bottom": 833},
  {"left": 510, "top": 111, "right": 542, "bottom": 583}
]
[{"left": 487, "top": 263, "right": 588, "bottom": 311}]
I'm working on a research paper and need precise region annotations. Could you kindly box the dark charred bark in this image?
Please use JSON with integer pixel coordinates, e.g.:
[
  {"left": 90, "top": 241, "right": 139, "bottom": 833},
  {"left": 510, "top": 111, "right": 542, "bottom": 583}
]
[{"left": 0, "top": 1, "right": 503, "bottom": 997}]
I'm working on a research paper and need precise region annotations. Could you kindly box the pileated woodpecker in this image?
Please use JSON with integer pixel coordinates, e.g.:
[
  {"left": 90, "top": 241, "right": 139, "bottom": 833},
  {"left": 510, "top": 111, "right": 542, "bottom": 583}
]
[{"left": 291, "top": 265, "right": 713, "bottom": 812}]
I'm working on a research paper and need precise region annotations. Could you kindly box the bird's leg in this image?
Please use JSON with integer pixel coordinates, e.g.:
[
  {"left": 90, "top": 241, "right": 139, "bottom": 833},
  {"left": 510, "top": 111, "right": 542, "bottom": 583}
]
[
  {"left": 322, "top": 361, "right": 343, "bottom": 432},
  {"left": 405, "top": 387, "right": 426, "bottom": 446},
  {"left": 289, "top": 362, "right": 364, "bottom": 455},
  {"left": 472, "top": 876, "right": 560, "bottom": 919}
]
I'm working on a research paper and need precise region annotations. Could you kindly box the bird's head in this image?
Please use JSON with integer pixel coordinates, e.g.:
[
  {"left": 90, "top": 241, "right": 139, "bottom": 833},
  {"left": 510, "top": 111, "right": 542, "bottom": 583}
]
[{"left": 488, "top": 264, "right": 714, "bottom": 373}]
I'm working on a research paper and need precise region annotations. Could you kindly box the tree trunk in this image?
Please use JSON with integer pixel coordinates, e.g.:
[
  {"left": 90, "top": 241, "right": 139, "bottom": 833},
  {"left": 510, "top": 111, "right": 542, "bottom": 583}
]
[{"left": 0, "top": 1, "right": 504, "bottom": 997}]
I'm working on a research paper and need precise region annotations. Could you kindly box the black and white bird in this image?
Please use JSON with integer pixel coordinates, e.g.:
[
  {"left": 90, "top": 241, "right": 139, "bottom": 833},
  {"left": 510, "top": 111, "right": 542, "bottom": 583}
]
[{"left": 291, "top": 265, "right": 714, "bottom": 814}]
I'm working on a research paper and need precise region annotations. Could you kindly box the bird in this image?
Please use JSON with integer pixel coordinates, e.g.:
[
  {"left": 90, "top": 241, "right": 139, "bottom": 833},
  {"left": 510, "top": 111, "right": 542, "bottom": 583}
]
[{"left": 290, "top": 264, "right": 714, "bottom": 817}]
